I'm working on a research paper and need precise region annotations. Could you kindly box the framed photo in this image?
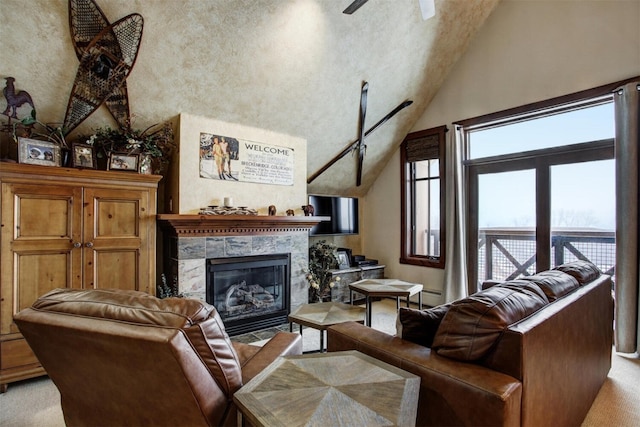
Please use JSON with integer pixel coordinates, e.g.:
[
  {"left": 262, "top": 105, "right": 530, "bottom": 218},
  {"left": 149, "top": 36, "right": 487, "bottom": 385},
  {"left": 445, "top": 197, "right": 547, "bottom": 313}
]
[
  {"left": 108, "top": 153, "right": 139, "bottom": 172},
  {"left": 71, "top": 143, "right": 96, "bottom": 169},
  {"left": 337, "top": 250, "right": 351, "bottom": 270},
  {"left": 18, "top": 137, "right": 61, "bottom": 167}
]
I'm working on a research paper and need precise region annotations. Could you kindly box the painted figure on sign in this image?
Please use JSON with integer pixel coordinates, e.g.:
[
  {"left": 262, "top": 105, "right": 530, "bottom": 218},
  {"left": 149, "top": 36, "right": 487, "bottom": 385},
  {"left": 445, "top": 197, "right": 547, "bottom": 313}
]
[{"left": 213, "top": 136, "right": 225, "bottom": 179}]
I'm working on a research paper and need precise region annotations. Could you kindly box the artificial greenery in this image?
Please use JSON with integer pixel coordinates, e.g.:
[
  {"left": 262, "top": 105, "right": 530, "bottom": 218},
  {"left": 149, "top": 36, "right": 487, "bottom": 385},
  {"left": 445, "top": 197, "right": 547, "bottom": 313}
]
[
  {"left": 157, "top": 273, "right": 182, "bottom": 299},
  {"left": 305, "top": 240, "right": 341, "bottom": 302},
  {"left": 11, "top": 109, "right": 68, "bottom": 148},
  {"left": 82, "top": 120, "right": 175, "bottom": 172}
]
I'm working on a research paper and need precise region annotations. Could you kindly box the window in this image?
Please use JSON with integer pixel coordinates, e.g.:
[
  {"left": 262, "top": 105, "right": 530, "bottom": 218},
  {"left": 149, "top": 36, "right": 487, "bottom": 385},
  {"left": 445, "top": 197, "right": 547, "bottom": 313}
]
[
  {"left": 400, "top": 125, "right": 447, "bottom": 268},
  {"left": 461, "top": 90, "right": 616, "bottom": 292}
]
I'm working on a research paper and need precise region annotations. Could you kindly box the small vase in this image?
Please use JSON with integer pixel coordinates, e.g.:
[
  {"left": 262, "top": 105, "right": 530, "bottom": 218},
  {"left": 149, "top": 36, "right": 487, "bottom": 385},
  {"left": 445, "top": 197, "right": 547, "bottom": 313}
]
[
  {"left": 96, "top": 155, "right": 109, "bottom": 170},
  {"left": 61, "top": 148, "right": 72, "bottom": 167},
  {"left": 139, "top": 153, "right": 152, "bottom": 174}
]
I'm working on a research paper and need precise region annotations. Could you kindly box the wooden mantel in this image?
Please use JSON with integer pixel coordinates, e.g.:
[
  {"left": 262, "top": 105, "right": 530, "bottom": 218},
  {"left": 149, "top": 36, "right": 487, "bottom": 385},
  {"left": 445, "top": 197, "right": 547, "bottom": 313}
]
[{"left": 157, "top": 214, "right": 329, "bottom": 236}]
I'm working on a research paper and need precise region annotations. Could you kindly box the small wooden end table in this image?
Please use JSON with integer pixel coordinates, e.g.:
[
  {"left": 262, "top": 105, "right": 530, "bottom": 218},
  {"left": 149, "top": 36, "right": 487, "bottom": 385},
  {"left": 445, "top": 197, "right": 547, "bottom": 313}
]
[
  {"left": 233, "top": 350, "right": 420, "bottom": 427},
  {"left": 349, "top": 279, "right": 423, "bottom": 326},
  {"left": 288, "top": 302, "right": 365, "bottom": 352}
]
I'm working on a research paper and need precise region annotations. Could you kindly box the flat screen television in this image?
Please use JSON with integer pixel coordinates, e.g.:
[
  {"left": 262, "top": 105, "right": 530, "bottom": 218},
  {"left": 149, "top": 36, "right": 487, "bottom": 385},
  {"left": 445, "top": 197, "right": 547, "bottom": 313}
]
[{"left": 308, "top": 195, "right": 359, "bottom": 236}]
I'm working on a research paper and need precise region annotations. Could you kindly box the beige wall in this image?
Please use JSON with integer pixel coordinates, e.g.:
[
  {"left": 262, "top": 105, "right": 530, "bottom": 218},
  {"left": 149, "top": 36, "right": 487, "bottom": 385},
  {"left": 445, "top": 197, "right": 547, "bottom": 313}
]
[
  {"left": 170, "top": 113, "right": 307, "bottom": 215},
  {"left": 364, "top": 0, "right": 640, "bottom": 306}
]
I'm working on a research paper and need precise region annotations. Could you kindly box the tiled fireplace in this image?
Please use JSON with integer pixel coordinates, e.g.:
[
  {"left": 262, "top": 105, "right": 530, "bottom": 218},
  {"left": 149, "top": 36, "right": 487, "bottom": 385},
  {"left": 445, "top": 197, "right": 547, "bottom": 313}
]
[{"left": 157, "top": 215, "right": 325, "bottom": 335}]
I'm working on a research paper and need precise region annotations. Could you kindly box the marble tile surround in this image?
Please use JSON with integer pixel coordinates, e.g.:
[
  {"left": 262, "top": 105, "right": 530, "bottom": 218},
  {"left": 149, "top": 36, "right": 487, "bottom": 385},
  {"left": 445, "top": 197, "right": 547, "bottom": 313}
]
[{"left": 174, "top": 231, "right": 310, "bottom": 312}]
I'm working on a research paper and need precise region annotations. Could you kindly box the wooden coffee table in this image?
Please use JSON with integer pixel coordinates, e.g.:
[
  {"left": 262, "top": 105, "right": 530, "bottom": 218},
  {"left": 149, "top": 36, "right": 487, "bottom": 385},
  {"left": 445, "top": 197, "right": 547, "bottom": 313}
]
[
  {"left": 233, "top": 350, "right": 420, "bottom": 426},
  {"left": 288, "top": 302, "right": 365, "bottom": 352},
  {"left": 349, "top": 279, "right": 423, "bottom": 326}
]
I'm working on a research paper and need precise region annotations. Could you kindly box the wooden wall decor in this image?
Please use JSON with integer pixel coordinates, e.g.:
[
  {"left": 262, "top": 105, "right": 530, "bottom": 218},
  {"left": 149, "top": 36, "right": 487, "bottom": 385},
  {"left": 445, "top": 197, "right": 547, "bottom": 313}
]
[
  {"left": 64, "top": 0, "right": 143, "bottom": 134},
  {"left": 307, "top": 81, "right": 412, "bottom": 186}
]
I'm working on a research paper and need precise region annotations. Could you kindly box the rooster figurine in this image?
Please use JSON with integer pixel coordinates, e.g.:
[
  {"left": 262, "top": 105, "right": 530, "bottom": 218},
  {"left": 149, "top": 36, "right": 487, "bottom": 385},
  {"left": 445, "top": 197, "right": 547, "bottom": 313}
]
[{"left": 2, "top": 77, "right": 34, "bottom": 119}]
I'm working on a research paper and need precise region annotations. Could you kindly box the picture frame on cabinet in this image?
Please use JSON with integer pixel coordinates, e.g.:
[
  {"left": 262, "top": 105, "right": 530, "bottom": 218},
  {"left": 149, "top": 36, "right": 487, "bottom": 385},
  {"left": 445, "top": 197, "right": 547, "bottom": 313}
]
[
  {"left": 71, "top": 143, "right": 96, "bottom": 169},
  {"left": 337, "top": 250, "right": 351, "bottom": 270},
  {"left": 338, "top": 247, "right": 353, "bottom": 267},
  {"left": 18, "top": 137, "right": 61, "bottom": 167},
  {"left": 108, "top": 152, "right": 139, "bottom": 172}
]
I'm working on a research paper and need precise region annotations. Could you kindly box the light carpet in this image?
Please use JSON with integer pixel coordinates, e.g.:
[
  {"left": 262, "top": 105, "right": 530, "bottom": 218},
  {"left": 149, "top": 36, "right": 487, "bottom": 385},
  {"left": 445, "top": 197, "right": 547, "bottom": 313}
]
[{"left": 1, "top": 299, "right": 638, "bottom": 427}]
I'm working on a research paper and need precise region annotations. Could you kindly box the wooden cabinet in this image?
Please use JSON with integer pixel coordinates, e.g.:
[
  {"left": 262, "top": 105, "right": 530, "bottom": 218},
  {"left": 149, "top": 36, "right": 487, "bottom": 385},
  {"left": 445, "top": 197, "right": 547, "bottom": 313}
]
[{"left": 0, "top": 163, "right": 160, "bottom": 391}]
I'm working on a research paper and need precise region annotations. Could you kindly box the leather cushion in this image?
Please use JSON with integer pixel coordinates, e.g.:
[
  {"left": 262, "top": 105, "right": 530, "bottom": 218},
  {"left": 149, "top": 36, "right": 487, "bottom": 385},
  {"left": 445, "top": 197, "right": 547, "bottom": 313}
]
[
  {"left": 396, "top": 304, "right": 451, "bottom": 347},
  {"left": 32, "top": 288, "right": 214, "bottom": 327},
  {"left": 31, "top": 288, "right": 243, "bottom": 395},
  {"left": 432, "top": 282, "right": 549, "bottom": 361},
  {"left": 554, "top": 260, "right": 601, "bottom": 285},
  {"left": 520, "top": 270, "right": 580, "bottom": 301}
]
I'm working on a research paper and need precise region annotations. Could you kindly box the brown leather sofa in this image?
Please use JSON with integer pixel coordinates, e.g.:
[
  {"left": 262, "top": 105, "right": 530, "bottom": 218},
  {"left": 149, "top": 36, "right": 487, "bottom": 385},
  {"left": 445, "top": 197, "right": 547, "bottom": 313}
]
[
  {"left": 14, "top": 288, "right": 302, "bottom": 427},
  {"left": 327, "top": 261, "right": 614, "bottom": 427}
]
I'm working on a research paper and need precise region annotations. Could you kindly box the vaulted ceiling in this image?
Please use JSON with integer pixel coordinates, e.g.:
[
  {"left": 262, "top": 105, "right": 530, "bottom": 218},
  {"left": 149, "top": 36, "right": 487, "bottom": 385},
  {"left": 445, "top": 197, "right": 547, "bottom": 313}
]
[{"left": 2, "top": 0, "right": 500, "bottom": 196}]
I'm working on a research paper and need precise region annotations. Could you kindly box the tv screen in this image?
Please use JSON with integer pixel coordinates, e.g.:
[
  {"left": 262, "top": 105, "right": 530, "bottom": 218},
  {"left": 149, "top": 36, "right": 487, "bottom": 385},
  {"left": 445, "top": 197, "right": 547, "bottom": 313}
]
[{"left": 309, "top": 195, "right": 359, "bottom": 236}]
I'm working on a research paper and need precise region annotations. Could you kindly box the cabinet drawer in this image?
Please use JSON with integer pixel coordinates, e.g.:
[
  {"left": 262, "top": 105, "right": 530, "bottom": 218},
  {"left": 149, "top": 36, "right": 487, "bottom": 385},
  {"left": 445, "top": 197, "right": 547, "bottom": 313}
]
[{"left": 1, "top": 338, "right": 39, "bottom": 370}]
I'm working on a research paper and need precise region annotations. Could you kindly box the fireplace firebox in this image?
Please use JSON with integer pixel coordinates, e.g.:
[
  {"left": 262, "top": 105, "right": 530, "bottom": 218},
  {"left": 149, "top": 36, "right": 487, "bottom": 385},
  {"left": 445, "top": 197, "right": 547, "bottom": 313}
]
[{"left": 206, "top": 253, "right": 290, "bottom": 336}]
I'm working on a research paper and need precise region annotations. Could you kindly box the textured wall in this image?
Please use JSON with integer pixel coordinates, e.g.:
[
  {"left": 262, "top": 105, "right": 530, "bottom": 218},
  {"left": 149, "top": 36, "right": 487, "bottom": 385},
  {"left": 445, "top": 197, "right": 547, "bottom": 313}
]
[{"left": 1, "top": 0, "right": 499, "bottom": 197}]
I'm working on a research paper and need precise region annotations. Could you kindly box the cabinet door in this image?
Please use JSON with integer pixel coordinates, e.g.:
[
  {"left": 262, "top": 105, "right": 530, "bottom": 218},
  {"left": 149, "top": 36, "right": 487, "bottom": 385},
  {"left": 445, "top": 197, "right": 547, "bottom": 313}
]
[
  {"left": 83, "top": 187, "right": 151, "bottom": 292},
  {"left": 0, "top": 183, "right": 82, "bottom": 335}
]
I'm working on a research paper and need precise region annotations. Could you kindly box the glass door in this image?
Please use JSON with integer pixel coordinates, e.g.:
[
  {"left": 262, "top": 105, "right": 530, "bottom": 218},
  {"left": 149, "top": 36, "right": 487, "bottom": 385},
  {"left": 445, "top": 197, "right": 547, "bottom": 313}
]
[
  {"left": 477, "top": 169, "right": 536, "bottom": 285},
  {"left": 550, "top": 160, "right": 616, "bottom": 277}
]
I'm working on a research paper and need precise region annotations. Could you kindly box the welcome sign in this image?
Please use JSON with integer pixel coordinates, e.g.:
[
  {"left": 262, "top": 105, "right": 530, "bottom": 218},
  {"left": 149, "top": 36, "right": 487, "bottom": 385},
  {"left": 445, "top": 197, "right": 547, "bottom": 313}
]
[{"left": 199, "top": 132, "right": 294, "bottom": 186}]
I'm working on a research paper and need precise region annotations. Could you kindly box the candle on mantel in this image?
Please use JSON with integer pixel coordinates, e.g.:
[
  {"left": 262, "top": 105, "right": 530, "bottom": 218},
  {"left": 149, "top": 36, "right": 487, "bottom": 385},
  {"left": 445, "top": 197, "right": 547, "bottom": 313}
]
[{"left": 224, "top": 197, "right": 233, "bottom": 207}]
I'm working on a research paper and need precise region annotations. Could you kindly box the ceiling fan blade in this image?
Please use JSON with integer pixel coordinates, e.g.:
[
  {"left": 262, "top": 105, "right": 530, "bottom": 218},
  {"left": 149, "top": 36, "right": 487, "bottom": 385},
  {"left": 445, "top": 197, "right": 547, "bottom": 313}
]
[
  {"left": 356, "top": 81, "right": 368, "bottom": 187},
  {"left": 343, "top": 0, "right": 369, "bottom": 15},
  {"left": 418, "top": 0, "right": 436, "bottom": 20}
]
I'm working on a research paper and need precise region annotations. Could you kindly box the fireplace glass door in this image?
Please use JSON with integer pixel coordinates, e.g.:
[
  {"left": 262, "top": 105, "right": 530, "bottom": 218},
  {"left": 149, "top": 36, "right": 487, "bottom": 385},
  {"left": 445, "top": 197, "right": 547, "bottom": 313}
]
[{"left": 207, "top": 254, "right": 290, "bottom": 335}]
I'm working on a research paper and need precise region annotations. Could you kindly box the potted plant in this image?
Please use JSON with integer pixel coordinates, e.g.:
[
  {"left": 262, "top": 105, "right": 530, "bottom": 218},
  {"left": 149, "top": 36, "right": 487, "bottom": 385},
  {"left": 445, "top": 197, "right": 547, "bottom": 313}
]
[{"left": 305, "top": 240, "right": 341, "bottom": 303}]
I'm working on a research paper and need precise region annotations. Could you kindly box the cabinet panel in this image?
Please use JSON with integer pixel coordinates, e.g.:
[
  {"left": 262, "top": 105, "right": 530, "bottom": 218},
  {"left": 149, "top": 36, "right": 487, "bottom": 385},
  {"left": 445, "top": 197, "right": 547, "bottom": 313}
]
[
  {"left": 1, "top": 252, "right": 72, "bottom": 335},
  {"left": 92, "top": 250, "right": 140, "bottom": 291},
  {"left": 362, "top": 268, "right": 384, "bottom": 280},
  {"left": 84, "top": 188, "right": 149, "bottom": 292},
  {"left": 1, "top": 184, "right": 81, "bottom": 336},
  {"left": 95, "top": 198, "right": 139, "bottom": 237},
  {"left": 1, "top": 339, "right": 39, "bottom": 370},
  {"left": 10, "top": 184, "right": 82, "bottom": 242},
  {"left": 17, "top": 252, "right": 71, "bottom": 303},
  {"left": 16, "top": 197, "right": 72, "bottom": 239}
]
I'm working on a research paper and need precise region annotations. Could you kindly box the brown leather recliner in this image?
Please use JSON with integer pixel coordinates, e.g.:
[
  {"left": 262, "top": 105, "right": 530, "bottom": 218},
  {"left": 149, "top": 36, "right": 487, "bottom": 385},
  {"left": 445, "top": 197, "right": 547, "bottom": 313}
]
[{"left": 14, "top": 288, "right": 302, "bottom": 427}]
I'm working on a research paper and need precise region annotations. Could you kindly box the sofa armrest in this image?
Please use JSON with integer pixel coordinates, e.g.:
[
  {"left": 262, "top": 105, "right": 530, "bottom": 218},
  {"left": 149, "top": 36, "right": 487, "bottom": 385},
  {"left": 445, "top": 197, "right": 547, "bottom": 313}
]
[
  {"left": 328, "top": 322, "right": 522, "bottom": 427},
  {"left": 234, "top": 331, "right": 302, "bottom": 383}
]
